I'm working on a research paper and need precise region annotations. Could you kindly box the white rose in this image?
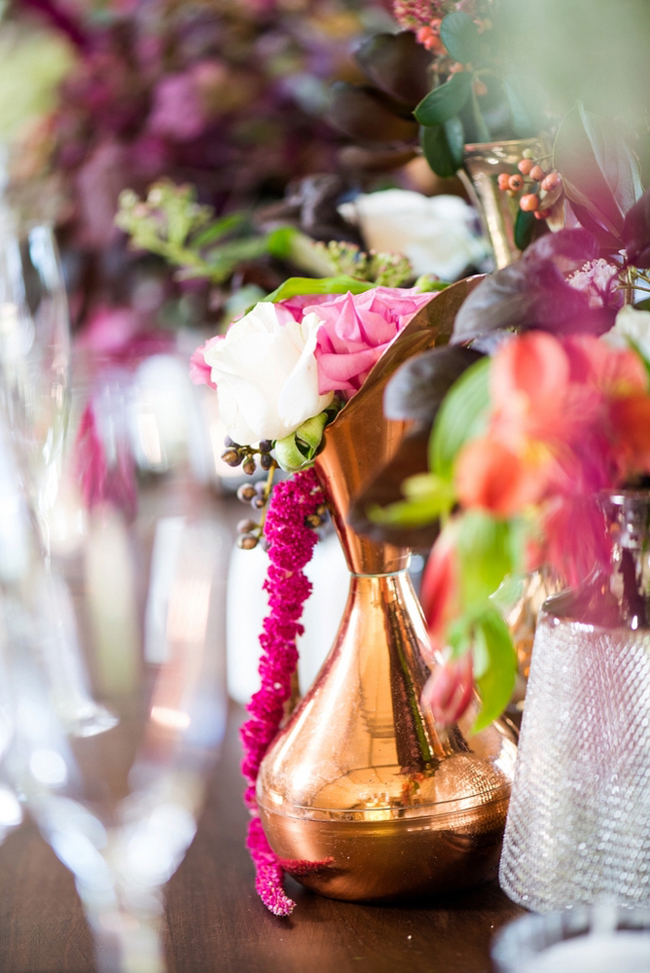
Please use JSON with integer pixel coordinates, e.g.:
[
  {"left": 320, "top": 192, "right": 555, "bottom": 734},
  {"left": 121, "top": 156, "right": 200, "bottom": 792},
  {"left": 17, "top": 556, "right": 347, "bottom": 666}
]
[
  {"left": 202, "top": 302, "right": 333, "bottom": 445},
  {"left": 602, "top": 305, "right": 650, "bottom": 360},
  {"left": 339, "top": 189, "right": 488, "bottom": 281}
]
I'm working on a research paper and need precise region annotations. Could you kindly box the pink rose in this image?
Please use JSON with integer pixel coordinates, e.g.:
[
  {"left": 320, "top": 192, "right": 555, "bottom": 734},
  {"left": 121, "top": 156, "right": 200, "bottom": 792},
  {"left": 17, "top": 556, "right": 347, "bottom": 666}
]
[
  {"left": 304, "top": 287, "right": 433, "bottom": 396},
  {"left": 190, "top": 335, "right": 223, "bottom": 390}
]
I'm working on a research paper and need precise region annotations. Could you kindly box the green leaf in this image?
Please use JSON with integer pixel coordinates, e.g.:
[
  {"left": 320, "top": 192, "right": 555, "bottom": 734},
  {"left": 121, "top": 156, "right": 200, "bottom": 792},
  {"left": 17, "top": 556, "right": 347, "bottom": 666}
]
[
  {"left": 191, "top": 212, "right": 248, "bottom": 248},
  {"left": 368, "top": 474, "right": 455, "bottom": 527},
  {"left": 262, "top": 276, "right": 375, "bottom": 304},
  {"left": 415, "top": 71, "right": 472, "bottom": 126},
  {"left": 439, "top": 12, "right": 481, "bottom": 64},
  {"left": 266, "top": 225, "right": 298, "bottom": 260},
  {"left": 514, "top": 208, "right": 536, "bottom": 251},
  {"left": 429, "top": 356, "right": 490, "bottom": 480},
  {"left": 471, "top": 607, "right": 516, "bottom": 733},
  {"left": 503, "top": 75, "right": 546, "bottom": 139},
  {"left": 634, "top": 298, "right": 650, "bottom": 311},
  {"left": 456, "top": 512, "right": 520, "bottom": 607},
  {"left": 420, "top": 121, "right": 462, "bottom": 178}
]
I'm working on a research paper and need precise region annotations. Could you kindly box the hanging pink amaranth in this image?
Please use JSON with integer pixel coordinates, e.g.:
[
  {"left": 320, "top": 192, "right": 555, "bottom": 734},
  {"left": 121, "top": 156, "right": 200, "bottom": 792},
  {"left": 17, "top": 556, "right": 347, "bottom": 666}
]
[{"left": 240, "top": 466, "right": 325, "bottom": 916}]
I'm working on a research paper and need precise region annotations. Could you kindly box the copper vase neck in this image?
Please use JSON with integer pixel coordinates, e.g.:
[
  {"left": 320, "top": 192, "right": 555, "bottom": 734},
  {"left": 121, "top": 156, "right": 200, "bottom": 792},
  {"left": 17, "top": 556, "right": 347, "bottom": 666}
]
[{"left": 314, "top": 416, "right": 410, "bottom": 575}]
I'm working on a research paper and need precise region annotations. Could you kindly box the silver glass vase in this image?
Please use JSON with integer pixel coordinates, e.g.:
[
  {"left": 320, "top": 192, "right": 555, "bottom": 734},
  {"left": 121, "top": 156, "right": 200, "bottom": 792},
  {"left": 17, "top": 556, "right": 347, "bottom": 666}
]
[{"left": 500, "top": 491, "right": 650, "bottom": 911}]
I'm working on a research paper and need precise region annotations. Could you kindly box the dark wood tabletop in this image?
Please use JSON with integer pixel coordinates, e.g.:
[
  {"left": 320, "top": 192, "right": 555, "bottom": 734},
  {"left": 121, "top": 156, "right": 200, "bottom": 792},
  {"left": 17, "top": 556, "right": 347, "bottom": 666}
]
[{"left": 0, "top": 700, "right": 526, "bottom": 973}]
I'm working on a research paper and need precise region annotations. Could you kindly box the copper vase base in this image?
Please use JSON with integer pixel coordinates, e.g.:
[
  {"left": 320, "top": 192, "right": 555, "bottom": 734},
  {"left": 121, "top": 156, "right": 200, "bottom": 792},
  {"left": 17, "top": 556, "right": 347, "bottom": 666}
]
[{"left": 258, "top": 796, "right": 510, "bottom": 902}]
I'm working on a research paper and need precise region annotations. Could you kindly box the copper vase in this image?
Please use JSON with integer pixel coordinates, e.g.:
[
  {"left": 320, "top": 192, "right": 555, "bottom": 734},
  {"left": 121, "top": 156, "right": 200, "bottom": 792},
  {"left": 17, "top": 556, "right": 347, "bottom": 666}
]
[{"left": 256, "top": 281, "right": 518, "bottom": 902}]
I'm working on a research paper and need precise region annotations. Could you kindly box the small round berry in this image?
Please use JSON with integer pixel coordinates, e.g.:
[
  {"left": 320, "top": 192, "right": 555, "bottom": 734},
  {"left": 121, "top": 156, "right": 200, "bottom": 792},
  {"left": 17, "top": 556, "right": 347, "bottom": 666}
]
[
  {"left": 306, "top": 514, "right": 323, "bottom": 529},
  {"left": 222, "top": 448, "right": 242, "bottom": 467},
  {"left": 259, "top": 440, "right": 273, "bottom": 453},
  {"left": 520, "top": 193, "right": 539, "bottom": 212},
  {"left": 237, "top": 484, "right": 257, "bottom": 503},
  {"left": 255, "top": 481, "right": 266, "bottom": 496},
  {"left": 522, "top": 148, "right": 534, "bottom": 160},
  {"left": 237, "top": 518, "right": 258, "bottom": 535},
  {"left": 534, "top": 209, "right": 551, "bottom": 220},
  {"left": 242, "top": 457, "right": 257, "bottom": 476},
  {"left": 224, "top": 436, "right": 240, "bottom": 449},
  {"left": 541, "top": 172, "right": 561, "bottom": 192},
  {"left": 497, "top": 173, "right": 511, "bottom": 191},
  {"left": 252, "top": 494, "right": 266, "bottom": 510},
  {"left": 237, "top": 534, "right": 259, "bottom": 550},
  {"left": 517, "top": 159, "right": 534, "bottom": 175},
  {"left": 508, "top": 174, "right": 524, "bottom": 192},
  {"left": 529, "top": 164, "right": 545, "bottom": 181},
  {"left": 316, "top": 504, "right": 328, "bottom": 517},
  {"left": 260, "top": 453, "right": 274, "bottom": 471}
]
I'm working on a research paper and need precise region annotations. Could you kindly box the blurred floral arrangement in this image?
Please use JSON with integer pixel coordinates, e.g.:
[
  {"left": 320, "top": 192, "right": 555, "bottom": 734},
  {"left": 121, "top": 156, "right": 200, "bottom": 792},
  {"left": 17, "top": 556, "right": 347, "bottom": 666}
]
[{"left": 3, "top": 0, "right": 393, "bottom": 330}]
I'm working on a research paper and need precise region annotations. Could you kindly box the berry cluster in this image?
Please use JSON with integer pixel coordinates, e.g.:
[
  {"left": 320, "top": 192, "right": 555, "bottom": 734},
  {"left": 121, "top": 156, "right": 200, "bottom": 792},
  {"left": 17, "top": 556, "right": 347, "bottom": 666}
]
[
  {"left": 222, "top": 437, "right": 275, "bottom": 475},
  {"left": 232, "top": 436, "right": 329, "bottom": 551},
  {"left": 497, "top": 150, "right": 563, "bottom": 221}
]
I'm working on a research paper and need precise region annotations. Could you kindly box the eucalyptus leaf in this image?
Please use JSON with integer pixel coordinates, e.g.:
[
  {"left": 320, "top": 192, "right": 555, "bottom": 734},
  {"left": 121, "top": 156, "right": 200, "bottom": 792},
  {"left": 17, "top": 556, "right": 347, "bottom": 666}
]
[
  {"left": 262, "top": 276, "right": 375, "bottom": 304},
  {"left": 429, "top": 356, "right": 490, "bottom": 481},
  {"left": 439, "top": 12, "right": 481, "bottom": 64},
  {"left": 415, "top": 71, "right": 472, "bottom": 127}
]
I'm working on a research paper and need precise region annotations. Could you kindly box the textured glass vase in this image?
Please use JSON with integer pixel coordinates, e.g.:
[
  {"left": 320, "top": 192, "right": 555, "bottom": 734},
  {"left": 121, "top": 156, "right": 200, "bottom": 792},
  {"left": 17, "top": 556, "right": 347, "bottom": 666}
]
[{"left": 500, "top": 491, "right": 650, "bottom": 911}]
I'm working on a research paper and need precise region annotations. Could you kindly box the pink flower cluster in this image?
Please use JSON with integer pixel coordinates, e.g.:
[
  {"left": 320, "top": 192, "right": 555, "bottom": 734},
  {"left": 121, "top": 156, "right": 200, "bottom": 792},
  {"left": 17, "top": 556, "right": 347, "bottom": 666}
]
[{"left": 240, "top": 467, "right": 324, "bottom": 916}]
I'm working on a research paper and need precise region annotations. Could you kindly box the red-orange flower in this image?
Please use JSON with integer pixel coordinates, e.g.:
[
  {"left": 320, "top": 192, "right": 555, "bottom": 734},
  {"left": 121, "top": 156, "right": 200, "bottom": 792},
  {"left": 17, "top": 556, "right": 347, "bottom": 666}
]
[{"left": 421, "top": 653, "right": 474, "bottom": 728}]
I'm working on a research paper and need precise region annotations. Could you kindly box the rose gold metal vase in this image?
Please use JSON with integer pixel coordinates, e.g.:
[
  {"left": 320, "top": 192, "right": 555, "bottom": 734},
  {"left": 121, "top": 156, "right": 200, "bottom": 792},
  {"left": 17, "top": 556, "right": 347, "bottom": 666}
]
[{"left": 256, "top": 281, "right": 518, "bottom": 902}]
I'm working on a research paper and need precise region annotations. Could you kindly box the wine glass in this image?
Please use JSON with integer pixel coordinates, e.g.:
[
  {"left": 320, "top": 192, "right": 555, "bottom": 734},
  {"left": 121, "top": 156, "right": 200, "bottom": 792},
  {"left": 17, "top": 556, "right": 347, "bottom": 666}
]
[{"left": 0, "top": 419, "right": 229, "bottom": 973}]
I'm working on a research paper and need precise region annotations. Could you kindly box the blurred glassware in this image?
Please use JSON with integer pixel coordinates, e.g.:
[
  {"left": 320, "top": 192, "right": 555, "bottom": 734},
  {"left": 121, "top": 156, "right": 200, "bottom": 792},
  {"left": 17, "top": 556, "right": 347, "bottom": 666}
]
[
  {"left": 0, "top": 207, "right": 70, "bottom": 555},
  {"left": 0, "top": 400, "right": 228, "bottom": 973},
  {"left": 492, "top": 903, "right": 650, "bottom": 973}
]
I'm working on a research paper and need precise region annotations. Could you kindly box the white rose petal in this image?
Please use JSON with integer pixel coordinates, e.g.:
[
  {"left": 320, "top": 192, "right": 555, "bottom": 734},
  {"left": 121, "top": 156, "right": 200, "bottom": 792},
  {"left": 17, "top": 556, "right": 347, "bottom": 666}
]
[
  {"left": 602, "top": 305, "right": 650, "bottom": 360},
  {"left": 203, "top": 303, "right": 333, "bottom": 445},
  {"left": 339, "top": 189, "right": 488, "bottom": 281}
]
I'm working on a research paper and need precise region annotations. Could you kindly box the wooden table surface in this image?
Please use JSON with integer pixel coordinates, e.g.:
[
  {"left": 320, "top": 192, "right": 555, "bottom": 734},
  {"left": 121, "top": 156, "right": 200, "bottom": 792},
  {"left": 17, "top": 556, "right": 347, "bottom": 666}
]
[{"left": 0, "top": 700, "right": 526, "bottom": 973}]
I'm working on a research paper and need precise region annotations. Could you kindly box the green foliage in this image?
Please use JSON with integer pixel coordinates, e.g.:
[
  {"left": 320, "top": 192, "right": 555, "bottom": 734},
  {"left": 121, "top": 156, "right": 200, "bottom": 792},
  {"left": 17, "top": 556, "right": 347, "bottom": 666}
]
[
  {"left": 420, "top": 119, "right": 465, "bottom": 178},
  {"left": 262, "top": 275, "right": 374, "bottom": 304},
  {"left": 367, "top": 473, "right": 456, "bottom": 527},
  {"left": 439, "top": 12, "right": 481, "bottom": 65},
  {"left": 415, "top": 71, "right": 472, "bottom": 127},
  {"left": 503, "top": 75, "right": 547, "bottom": 139},
  {"left": 314, "top": 241, "right": 414, "bottom": 287},
  {"left": 471, "top": 606, "right": 517, "bottom": 732},
  {"left": 514, "top": 208, "right": 536, "bottom": 251},
  {"left": 116, "top": 181, "right": 273, "bottom": 285},
  {"left": 429, "top": 356, "right": 491, "bottom": 480}
]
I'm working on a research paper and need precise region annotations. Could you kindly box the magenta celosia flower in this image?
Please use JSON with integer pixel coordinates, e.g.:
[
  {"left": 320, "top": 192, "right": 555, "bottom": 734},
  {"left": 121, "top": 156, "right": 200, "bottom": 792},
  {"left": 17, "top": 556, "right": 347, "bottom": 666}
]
[{"left": 307, "top": 287, "right": 434, "bottom": 396}]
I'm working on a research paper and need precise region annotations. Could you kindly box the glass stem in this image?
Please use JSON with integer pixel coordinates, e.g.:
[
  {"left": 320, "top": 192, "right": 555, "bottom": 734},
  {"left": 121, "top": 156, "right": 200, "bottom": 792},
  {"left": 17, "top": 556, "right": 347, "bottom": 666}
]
[{"left": 86, "top": 905, "right": 165, "bottom": 973}]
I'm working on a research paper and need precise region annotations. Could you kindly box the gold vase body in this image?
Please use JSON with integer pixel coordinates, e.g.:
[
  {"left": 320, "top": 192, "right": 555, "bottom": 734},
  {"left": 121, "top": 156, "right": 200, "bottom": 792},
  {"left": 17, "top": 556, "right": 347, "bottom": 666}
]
[
  {"left": 461, "top": 138, "right": 551, "bottom": 269},
  {"left": 256, "top": 282, "right": 518, "bottom": 901}
]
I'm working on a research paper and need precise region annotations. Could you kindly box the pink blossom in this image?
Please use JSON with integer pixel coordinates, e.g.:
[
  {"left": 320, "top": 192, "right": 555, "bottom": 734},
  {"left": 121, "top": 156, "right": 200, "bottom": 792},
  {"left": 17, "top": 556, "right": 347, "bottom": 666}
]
[
  {"left": 421, "top": 653, "right": 474, "bottom": 728},
  {"left": 77, "top": 307, "right": 174, "bottom": 364},
  {"left": 189, "top": 336, "right": 223, "bottom": 390},
  {"left": 420, "top": 522, "right": 462, "bottom": 655},
  {"left": 306, "top": 287, "right": 433, "bottom": 396},
  {"left": 567, "top": 258, "right": 623, "bottom": 309},
  {"left": 147, "top": 73, "right": 205, "bottom": 142}
]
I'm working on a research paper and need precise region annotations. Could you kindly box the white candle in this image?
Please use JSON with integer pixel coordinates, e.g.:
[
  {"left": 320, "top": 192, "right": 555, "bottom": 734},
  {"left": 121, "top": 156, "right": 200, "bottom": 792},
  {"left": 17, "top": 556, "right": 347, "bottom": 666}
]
[{"left": 524, "top": 932, "right": 650, "bottom": 973}]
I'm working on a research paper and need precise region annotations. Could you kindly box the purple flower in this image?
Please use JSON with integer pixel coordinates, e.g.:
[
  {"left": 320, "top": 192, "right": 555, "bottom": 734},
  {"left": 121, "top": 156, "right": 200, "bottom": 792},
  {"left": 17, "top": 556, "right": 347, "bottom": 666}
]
[{"left": 147, "top": 73, "right": 205, "bottom": 142}]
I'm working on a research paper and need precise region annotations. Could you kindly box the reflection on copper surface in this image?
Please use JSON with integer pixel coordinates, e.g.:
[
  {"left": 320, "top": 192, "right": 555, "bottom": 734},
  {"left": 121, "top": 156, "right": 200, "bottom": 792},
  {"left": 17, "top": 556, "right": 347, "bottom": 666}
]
[{"left": 257, "top": 281, "right": 517, "bottom": 901}]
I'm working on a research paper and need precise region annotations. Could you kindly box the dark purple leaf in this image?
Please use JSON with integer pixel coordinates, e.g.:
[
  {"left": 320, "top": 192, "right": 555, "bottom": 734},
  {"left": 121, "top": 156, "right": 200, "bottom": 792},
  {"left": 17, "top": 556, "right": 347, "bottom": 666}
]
[
  {"left": 327, "top": 82, "right": 419, "bottom": 144},
  {"left": 347, "top": 429, "right": 439, "bottom": 549},
  {"left": 354, "top": 32, "right": 433, "bottom": 107},
  {"left": 623, "top": 187, "right": 650, "bottom": 269},
  {"left": 452, "top": 257, "right": 614, "bottom": 344},
  {"left": 384, "top": 346, "right": 484, "bottom": 424},
  {"left": 525, "top": 227, "right": 599, "bottom": 266},
  {"left": 553, "top": 102, "right": 642, "bottom": 243}
]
